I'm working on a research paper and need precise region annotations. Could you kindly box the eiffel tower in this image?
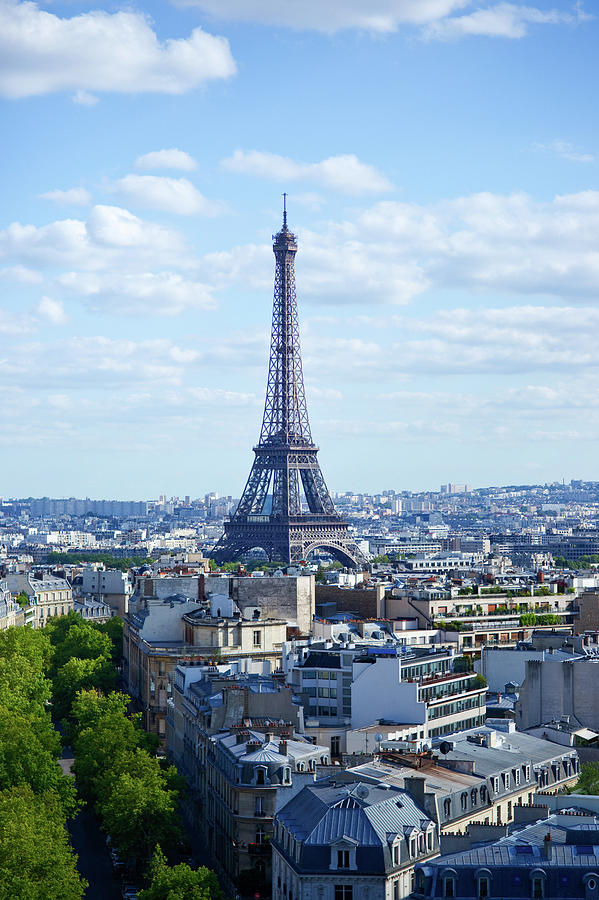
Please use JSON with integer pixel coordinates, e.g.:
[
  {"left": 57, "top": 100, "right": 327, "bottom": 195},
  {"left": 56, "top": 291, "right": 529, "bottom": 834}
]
[{"left": 213, "top": 200, "right": 364, "bottom": 568}]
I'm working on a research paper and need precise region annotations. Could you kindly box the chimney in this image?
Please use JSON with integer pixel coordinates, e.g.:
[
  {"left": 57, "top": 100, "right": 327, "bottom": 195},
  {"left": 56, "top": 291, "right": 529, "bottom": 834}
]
[
  {"left": 264, "top": 732, "right": 274, "bottom": 744},
  {"left": 279, "top": 740, "right": 288, "bottom": 756},
  {"left": 543, "top": 832, "right": 552, "bottom": 860},
  {"left": 404, "top": 776, "right": 426, "bottom": 807}
]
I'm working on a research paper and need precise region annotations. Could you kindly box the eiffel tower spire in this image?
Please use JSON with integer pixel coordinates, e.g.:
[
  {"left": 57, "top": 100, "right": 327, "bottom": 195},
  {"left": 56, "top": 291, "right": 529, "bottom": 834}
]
[{"left": 213, "top": 203, "right": 364, "bottom": 567}]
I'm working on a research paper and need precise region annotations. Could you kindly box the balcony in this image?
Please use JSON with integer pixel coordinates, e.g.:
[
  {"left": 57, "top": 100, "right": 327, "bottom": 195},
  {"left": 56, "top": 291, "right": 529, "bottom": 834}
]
[{"left": 248, "top": 842, "right": 271, "bottom": 856}]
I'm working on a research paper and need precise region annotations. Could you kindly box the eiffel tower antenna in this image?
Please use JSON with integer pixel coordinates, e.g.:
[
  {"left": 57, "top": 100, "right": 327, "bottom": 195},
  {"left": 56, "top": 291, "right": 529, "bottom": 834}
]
[{"left": 213, "top": 206, "right": 364, "bottom": 567}]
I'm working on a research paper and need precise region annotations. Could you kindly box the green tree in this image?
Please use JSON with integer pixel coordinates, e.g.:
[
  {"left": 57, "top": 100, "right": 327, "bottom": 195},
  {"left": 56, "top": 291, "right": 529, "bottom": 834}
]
[
  {"left": 51, "top": 623, "right": 112, "bottom": 672},
  {"left": 72, "top": 708, "right": 153, "bottom": 801},
  {"left": 98, "top": 751, "right": 183, "bottom": 863},
  {"left": 0, "top": 625, "right": 53, "bottom": 673},
  {"left": 0, "top": 654, "right": 52, "bottom": 718},
  {"left": 0, "top": 785, "right": 86, "bottom": 899},
  {"left": 140, "top": 846, "right": 226, "bottom": 900},
  {"left": 573, "top": 761, "right": 599, "bottom": 794},
  {"left": 0, "top": 707, "right": 77, "bottom": 815},
  {"left": 452, "top": 656, "right": 472, "bottom": 674},
  {"left": 52, "top": 656, "right": 117, "bottom": 721},
  {"left": 92, "top": 616, "right": 124, "bottom": 665}
]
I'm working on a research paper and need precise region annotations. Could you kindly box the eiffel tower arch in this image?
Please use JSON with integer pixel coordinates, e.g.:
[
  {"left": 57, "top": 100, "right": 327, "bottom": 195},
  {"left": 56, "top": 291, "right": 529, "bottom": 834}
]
[{"left": 213, "top": 201, "right": 365, "bottom": 568}]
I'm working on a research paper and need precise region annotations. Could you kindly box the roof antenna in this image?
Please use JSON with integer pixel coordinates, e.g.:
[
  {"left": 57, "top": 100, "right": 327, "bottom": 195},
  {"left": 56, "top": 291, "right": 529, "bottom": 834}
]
[{"left": 283, "top": 192, "right": 287, "bottom": 228}]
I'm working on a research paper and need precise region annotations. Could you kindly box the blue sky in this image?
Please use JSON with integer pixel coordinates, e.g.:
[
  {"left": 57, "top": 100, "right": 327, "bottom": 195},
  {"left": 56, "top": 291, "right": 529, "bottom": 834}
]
[{"left": 1, "top": 0, "right": 598, "bottom": 499}]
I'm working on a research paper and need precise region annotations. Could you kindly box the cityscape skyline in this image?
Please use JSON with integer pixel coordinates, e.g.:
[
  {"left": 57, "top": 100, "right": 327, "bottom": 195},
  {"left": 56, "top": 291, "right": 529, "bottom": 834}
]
[{"left": 2, "top": 0, "right": 598, "bottom": 498}]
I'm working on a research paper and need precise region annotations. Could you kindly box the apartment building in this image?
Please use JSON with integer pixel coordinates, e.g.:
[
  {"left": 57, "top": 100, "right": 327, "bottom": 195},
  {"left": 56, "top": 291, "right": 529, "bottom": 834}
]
[
  {"left": 349, "top": 724, "right": 579, "bottom": 832},
  {"left": 0, "top": 579, "right": 27, "bottom": 629},
  {"left": 415, "top": 809, "right": 599, "bottom": 900},
  {"left": 80, "top": 567, "right": 133, "bottom": 616},
  {"left": 6, "top": 572, "right": 73, "bottom": 627},
  {"left": 166, "top": 662, "right": 327, "bottom": 897},
  {"left": 272, "top": 779, "right": 439, "bottom": 900},
  {"left": 286, "top": 640, "right": 486, "bottom": 755},
  {"left": 124, "top": 590, "right": 287, "bottom": 740}
]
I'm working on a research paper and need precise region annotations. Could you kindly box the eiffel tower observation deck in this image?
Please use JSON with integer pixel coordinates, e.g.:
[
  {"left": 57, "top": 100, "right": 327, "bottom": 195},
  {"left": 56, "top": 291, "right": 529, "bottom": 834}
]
[{"left": 213, "top": 201, "right": 365, "bottom": 568}]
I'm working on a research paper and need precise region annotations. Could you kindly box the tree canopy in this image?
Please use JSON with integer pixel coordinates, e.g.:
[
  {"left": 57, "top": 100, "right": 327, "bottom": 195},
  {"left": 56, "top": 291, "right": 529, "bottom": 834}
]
[
  {"left": 139, "top": 847, "right": 225, "bottom": 900},
  {"left": 0, "top": 785, "right": 86, "bottom": 899}
]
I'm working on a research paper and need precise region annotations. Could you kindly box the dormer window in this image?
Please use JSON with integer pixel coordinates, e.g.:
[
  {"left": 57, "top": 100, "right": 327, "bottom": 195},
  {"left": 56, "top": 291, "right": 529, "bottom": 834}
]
[
  {"left": 337, "top": 850, "right": 350, "bottom": 868},
  {"left": 255, "top": 766, "right": 267, "bottom": 786},
  {"left": 282, "top": 767, "right": 291, "bottom": 784},
  {"left": 442, "top": 873, "right": 456, "bottom": 897},
  {"left": 330, "top": 841, "right": 357, "bottom": 871}
]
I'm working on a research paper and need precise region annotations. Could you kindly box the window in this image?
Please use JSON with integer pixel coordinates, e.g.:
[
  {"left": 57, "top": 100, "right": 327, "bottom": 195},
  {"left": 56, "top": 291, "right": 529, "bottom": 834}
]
[
  {"left": 532, "top": 877, "right": 544, "bottom": 898},
  {"left": 253, "top": 630, "right": 262, "bottom": 647},
  {"left": 331, "top": 736, "right": 341, "bottom": 757},
  {"left": 461, "top": 792, "right": 468, "bottom": 811},
  {"left": 444, "top": 799, "right": 451, "bottom": 817},
  {"left": 478, "top": 875, "right": 490, "bottom": 898},
  {"left": 334, "top": 887, "right": 352, "bottom": 900},
  {"left": 393, "top": 843, "right": 399, "bottom": 865},
  {"left": 410, "top": 838, "right": 416, "bottom": 857},
  {"left": 256, "top": 767, "right": 266, "bottom": 785},
  {"left": 480, "top": 786, "right": 487, "bottom": 802},
  {"left": 393, "top": 881, "right": 400, "bottom": 900},
  {"left": 256, "top": 825, "right": 266, "bottom": 845},
  {"left": 471, "top": 789, "right": 478, "bottom": 806},
  {"left": 443, "top": 875, "right": 456, "bottom": 898},
  {"left": 255, "top": 796, "right": 264, "bottom": 816},
  {"left": 337, "top": 850, "right": 350, "bottom": 868}
]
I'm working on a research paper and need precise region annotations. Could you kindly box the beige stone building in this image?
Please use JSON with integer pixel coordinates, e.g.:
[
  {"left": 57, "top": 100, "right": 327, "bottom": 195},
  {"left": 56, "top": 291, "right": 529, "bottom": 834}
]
[
  {"left": 166, "top": 662, "right": 328, "bottom": 897},
  {"left": 123, "top": 590, "right": 287, "bottom": 740},
  {"left": 6, "top": 573, "right": 73, "bottom": 627}
]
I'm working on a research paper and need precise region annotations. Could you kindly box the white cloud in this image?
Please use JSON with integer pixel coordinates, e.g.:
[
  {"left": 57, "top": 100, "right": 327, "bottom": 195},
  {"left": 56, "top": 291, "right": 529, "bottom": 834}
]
[
  {"left": 73, "top": 89, "right": 98, "bottom": 106},
  {"left": 222, "top": 150, "right": 393, "bottom": 194},
  {"left": 174, "top": 0, "right": 590, "bottom": 37},
  {"left": 0, "top": 1, "right": 236, "bottom": 99},
  {"left": 199, "top": 188, "right": 599, "bottom": 307},
  {"left": 113, "top": 175, "right": 220, "bottom": 216},
  {"left": 424, "top": 3, "right": 590, "bottom": 40},
  {"left": 533, "top": 139, "right": 594, "bottom": 164},
  {"left": 174, "top": 0, "right": 474, "bottom": 33},
  {"left": 304, "top": 306, "right": 599, "bottom": 379},
  {"left": 0, "top": 307, "right": 35, "bottom": 334},
  {"left": 36, "top": 296, "right": 67, "bottom": 325},
  {"left": 59, "top": 270, "right": 216, "bottom": 315},
  {"left": 0, "top": 264, "right": 42, "bottom": 284},
  {"left": 0, "top": 205, "right": 189, "bottom": 273},
  {"left": 135, "top": 149, "right": 197, "bottom": 172},
  {"left": 39, "top": 187, "right": 92, "bottom": 206}
]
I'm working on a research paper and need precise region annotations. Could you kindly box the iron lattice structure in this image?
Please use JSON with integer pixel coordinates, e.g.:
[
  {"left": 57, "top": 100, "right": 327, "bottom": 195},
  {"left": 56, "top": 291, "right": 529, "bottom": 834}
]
[{"left": 213, "top": 208, "right": 364, "bottom": 567}]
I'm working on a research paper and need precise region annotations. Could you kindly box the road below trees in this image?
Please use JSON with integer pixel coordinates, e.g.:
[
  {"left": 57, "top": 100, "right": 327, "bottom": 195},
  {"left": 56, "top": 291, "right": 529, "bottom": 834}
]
[{"left": 62, "top": 747, "right": 122, "bottom": 900}]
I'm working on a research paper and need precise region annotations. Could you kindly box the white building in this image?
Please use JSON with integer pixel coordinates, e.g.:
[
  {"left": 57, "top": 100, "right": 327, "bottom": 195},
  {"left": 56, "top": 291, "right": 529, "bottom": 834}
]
[{"left": 6, "top": 573, "right": 73, "bottom": 627}]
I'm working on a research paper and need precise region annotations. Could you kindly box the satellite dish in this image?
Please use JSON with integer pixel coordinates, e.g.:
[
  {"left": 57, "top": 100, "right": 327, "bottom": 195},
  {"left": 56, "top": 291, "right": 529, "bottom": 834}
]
[
  {"left": 355, "top": 784, "right": 369, "bottom": 800},
  {"left": 439, "top": 741, "right": 452, "bottom": 755},
  {"left": 375, "top": 733, "right": 384, "bottom": 744}
]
